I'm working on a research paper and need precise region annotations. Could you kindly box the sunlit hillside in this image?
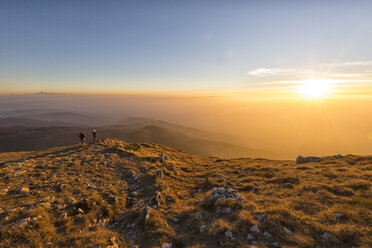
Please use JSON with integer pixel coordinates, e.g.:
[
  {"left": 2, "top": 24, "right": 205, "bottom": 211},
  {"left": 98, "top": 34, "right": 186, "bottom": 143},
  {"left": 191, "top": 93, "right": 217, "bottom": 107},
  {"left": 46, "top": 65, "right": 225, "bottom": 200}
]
[
  {"left": 0, "top": 138, "right": 371, "bottom": 247},
  {"left": 1, "top": 1, "right": 372, "bottom": 247}
]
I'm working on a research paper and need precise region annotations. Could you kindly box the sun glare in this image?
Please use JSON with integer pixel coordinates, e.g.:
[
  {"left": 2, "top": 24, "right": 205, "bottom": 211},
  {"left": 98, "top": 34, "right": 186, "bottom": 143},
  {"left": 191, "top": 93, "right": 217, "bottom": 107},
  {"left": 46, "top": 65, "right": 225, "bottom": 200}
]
[{"left": 298, "top": 79, "right": 333, "bottom": 99}]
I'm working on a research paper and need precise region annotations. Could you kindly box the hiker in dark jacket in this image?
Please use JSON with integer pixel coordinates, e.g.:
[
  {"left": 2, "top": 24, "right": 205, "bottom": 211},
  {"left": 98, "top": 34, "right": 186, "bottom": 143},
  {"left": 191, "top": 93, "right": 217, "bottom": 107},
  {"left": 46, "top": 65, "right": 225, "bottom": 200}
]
[
  {"left": 92, "top": 129, "right": 97, "bottom": 143},
  {"left": 79, "top": 131, "right": 85, "bottom": 144}
]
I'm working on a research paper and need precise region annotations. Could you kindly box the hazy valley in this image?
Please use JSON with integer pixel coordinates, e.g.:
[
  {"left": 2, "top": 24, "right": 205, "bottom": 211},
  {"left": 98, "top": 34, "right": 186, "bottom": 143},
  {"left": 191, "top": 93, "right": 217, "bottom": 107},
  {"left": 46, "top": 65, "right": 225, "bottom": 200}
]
[{"left": 0, "top": 109, "right": 272, "bottom": 159}]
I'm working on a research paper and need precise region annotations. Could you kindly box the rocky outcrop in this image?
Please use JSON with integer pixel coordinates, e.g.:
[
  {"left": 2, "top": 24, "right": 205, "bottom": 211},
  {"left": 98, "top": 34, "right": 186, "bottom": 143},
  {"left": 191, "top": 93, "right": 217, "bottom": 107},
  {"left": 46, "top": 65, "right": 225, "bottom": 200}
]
[
  {"left": 296, "top": 155, "right": 322, "bottom": 164},
  {"left": 144, "top": 205, "right": 151, "bottom": 227},
  {"left": 209, "top": 186, "right": 244, "bottom": 201},
  {"left": 155, "top": 169, "right": 163, "bottom": 179}
]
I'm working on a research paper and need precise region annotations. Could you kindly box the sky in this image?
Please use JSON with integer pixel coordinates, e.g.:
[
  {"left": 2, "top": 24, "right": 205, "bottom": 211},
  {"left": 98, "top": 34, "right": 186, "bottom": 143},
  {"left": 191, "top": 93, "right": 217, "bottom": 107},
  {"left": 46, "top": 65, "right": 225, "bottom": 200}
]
[
  {"left": 0, "top": 1, "right": 372, "bottom": 157},
  {"left": 1, "top": 0, "right": 372, "bottom": 94}
]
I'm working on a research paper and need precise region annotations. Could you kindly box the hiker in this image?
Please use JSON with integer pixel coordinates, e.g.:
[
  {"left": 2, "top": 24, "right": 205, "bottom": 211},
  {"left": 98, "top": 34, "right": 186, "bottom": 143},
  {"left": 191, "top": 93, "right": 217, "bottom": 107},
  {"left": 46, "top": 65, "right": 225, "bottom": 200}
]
[
  {"left": 79, "top": 131, "right": 85, "bottom": 144},
  {"left": 92, "top": 129, "right": 97, "bottom": 143},
  {"left": 160, "top": 153, "right": 167, "bottom": 164}
]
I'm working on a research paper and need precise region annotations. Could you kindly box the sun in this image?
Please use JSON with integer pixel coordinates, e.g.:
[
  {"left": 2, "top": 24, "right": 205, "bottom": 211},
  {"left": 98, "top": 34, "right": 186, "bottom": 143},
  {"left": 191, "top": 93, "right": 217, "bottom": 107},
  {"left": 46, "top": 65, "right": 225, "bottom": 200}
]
[{"left": 298, "top": 79, "right": 333, "bottom": 99}]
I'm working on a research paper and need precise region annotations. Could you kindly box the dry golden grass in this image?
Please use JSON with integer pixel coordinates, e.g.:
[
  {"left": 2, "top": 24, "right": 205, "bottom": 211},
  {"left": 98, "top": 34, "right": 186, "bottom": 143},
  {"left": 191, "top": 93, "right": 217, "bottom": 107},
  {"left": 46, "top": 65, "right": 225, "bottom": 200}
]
[{"left": 0, "top": 138, "right": 371, "bottom": 247}]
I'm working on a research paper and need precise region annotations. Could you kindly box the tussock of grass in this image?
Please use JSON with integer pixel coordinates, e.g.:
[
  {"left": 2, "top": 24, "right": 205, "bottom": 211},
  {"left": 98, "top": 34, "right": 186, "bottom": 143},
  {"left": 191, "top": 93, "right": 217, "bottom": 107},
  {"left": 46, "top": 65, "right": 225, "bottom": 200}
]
[
  {"left": 350, "top": 196, "right": 372, "bottom": 210},
  {"left": 208, "top": 218, "right": 230, "bottom": 236},
  {"left": 346, "top": 179, "right": 371, "bottom": 191}
]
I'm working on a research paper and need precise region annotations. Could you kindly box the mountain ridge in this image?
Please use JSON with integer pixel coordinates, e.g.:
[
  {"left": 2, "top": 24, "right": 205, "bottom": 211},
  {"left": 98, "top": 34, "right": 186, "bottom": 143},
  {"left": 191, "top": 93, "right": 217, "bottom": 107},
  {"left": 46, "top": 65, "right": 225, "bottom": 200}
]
[{"left": 0, "top": 121, "right": 274, "bottom": 158}]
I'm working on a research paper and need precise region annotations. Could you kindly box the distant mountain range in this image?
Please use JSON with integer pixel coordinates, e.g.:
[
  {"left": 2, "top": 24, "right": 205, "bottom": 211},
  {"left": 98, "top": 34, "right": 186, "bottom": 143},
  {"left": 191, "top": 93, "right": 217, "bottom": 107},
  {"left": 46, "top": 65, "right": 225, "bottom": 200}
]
[
  {"left": 0, "top": 109, "right": 114, "bottom": 126},
  {"left": 0, "top": 109, "right": 274, "bottom": 158},
  {"left": 0, "top": 117, "right": 77, "bottom": 127}
]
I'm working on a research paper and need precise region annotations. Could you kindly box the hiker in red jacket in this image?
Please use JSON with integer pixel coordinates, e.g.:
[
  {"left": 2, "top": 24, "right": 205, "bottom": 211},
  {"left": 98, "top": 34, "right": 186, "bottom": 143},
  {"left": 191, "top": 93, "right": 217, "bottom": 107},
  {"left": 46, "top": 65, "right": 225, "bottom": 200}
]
[{"left": 79, "top": 131, "right": 85, "bottom": 144}]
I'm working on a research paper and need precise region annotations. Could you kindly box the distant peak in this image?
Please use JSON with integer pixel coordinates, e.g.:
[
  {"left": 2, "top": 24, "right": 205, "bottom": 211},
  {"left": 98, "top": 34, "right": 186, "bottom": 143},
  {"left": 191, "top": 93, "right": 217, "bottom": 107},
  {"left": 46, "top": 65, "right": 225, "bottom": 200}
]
[{"left": 35, "top": 92, "right": 66, "bottom": 95}]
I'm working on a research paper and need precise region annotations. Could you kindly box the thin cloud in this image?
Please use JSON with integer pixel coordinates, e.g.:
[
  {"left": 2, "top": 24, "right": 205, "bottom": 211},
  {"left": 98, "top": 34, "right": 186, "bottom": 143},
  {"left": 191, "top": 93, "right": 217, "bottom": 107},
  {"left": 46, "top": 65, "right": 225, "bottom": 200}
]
[
  {"left": 319, "top": 60, "right": 372, "bottom": 67},
  {"left": 247, "top": 67, "right": 306, "bottom": 77},
  {"left": 248, "top": 60, "right": 372, "bottom": 78}
]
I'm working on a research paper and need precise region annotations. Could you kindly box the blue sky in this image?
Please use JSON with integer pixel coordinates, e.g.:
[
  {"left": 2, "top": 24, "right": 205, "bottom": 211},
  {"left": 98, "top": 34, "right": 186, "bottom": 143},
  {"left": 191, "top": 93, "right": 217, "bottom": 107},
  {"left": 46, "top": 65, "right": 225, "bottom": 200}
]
[{"left": 1, "top": 0, "right": 372, "bottom": 93}]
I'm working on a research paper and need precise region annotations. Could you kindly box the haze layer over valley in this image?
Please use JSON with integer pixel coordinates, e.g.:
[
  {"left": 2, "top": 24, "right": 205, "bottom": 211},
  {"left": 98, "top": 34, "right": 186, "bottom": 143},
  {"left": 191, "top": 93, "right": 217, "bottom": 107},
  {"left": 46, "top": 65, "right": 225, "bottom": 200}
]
[{"left": 1, "top": 93, "right": 371, "bottom": 159}]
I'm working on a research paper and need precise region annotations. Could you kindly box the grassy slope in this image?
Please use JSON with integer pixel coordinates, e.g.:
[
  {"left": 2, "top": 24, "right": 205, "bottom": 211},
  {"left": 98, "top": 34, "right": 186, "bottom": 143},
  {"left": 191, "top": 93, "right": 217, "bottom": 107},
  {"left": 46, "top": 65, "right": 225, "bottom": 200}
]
[{"left": 0, "top": 138, "right": 371, "bottom": 248}]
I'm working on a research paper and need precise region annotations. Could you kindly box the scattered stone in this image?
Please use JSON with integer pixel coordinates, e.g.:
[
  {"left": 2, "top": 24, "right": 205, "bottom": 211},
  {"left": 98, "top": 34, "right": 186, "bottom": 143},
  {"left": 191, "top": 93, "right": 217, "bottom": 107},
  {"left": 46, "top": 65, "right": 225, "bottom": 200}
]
[
  {"left": 127, "top": 223, "right": 136, "bottom": 229},
  {"left": 160, "top": 153, "right": 168, "bottom": 164},
  {"left": 200, "top": 225, "right": 206, "bottom": 233},
  {"left": 172, "top": 217, "right": 179, "bottom": 223},
  {"left": 334, "top": 213, "right": 343, "bottom": 218},
  {"left": 321, "top": 232, "right": 332, "bottom": 240},
  {"left": 225, "top": 230, "right": 236, "bottom": 241},
  {"left": 155, "top": 170, "right": 163, "bottom": 179},
  {"left": 247, "top": 233, "right": 254, "bottom": 241},
  {"left": 149, "top": 191, "right": 163, "bottom": 208},
  {"left": 252, "top": 181, "right": 260, "bottom": 186},
  {"left": 263, "top": 231, "right": 272, "bottom": 239},
  {"left": 126, "top": 197, "right": 138, "bottom": 207},
  {"left": 250, "top": 225, "right": 261, "bottom": 234},
  {"left": 13, "top": 215, "right": 41, "bottom": 228},
  {"left": 131, "top": 184, "right": 140, "bottom": 191},
  {"left": 283, "top": 227, "right": 294, "bottom": 235},
  {"left": 161, "top": 243, "right": 172, "bottom": 248},
  {"left": 254, "top": 214, "right": 266, "bottom": 221},
  {"left": 296, "top": 156, "right": 322, "bottom": 164},
  {"left": 221, "top": 207, "right": 232, "bottom": 214},
  {"left": 127, "top": 230, "right": 136, "bottom": 239},
  {"left": 144, "top": 205, "right": 151, "bottom": 226},
  {"left": 97, "top": 219, "right": 109, "bottom": 227},
  {"left": 129, "top": 191, "right": 138, "bottom": 197},
  {"left": 217, "top": 187, "right": 225, "bottom": 194},
  {"left": 272, "top": 242, "right": 279, "bottom": 247},
  {"left": 284, "top": 182, "right": 293, "bottom": 188},
  {"left": 55, "top": 183, "right": 67, "bottom": 192},
  {"left": 166, "top": 196, "right": 174, "bottom": 202},
  {"left": 196, "top": 212, "right": 203, "bottom": 219},
  {"left": 76, "top": 208, "right": 84, "bottom": 214},
  {"left": 67, "top": 197, "right": 76, "bottom": 204}
]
